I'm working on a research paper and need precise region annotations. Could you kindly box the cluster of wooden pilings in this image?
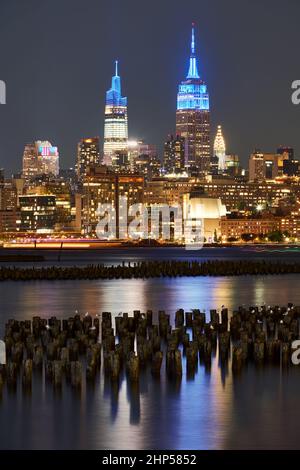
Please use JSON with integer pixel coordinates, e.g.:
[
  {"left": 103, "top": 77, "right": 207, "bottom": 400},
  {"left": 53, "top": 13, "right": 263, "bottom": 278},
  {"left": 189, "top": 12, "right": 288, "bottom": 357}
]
[
  {"left": 0, "top": 314, "right": 100, "bottom": 392},
  {"left": 2, "top": 259, "right": 300, "bottom": 281},
  {"left": 0, "top": 304, "right": 300, "bottom": 394},
  {"left": 230, "top": 303, "right": 300, "bottom": 372}
]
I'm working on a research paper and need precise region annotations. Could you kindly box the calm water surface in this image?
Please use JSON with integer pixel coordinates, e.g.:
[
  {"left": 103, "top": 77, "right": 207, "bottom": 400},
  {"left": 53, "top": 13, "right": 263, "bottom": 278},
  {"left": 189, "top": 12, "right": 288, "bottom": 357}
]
[
  {"left": 1, "top": 272, "right": 300, "bottom": 449},
  {"left": 1, "top": 245, "right": 300, "bottom": 267}
]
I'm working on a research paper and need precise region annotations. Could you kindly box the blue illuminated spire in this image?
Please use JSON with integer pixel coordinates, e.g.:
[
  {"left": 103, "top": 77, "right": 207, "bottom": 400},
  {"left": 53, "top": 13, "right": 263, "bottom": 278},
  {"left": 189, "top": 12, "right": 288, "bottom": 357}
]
[
  {"left": 187, "top": 23, "right": 200, "bottom": 79},
  {"left": 111, "top": 60, "right": 121, "bottom": 94},
  {"left": 106, "top": 60, "right": 127, "bottom": 107}
]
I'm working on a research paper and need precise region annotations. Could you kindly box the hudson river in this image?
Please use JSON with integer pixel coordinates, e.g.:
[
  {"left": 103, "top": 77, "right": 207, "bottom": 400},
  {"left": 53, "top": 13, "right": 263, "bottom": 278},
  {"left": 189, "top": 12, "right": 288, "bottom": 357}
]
[{"left": 1, "top": 246, "right": 300, "bottom": 449}]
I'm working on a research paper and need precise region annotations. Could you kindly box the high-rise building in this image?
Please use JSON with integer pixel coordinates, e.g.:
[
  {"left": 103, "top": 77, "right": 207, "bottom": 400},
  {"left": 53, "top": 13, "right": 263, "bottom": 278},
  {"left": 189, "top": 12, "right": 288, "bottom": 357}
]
[
  {"left": 176, "top": 24, "right": 210, "bottom": 174},
  {"left": 283, "top": 159, "right": 299, "bottom": 177},
  {"left": 277, "top": 146, "right": 294, "bottom": 160},
  {"left": 22, "top": 143, "right": 39, "bottom": 180},
  {"left": 37, "top": 142, "right": 59, "bottom": 176},
  {"left": 163, "top": 135, "right": 185, "bottom": 174},
  {"left": 103, "top": 61, "right": 128, "bottom": 166},
  {"left": 275, "top": 146, "right": 299, "bottom": 176},
  {"left": 214, "top": 125, "right": 226, "bottom": 171},
  {"left": 249, "top": 151, "right": 284, "bottom": 181},
  {"left": 79, "top": 166, "right": 144, "bottom": 236},
  {"left": 225, "top": 154, "right": 240, "bottom": 176},
  {"left": 77, "top": 137, "right": 100, "bottom": 178},
  {"left": 133, "top": 154, "right": 161, "bottom": 179},
  {"left": 128, "top": 141, "right": 160, "bottom": 176},
  {"left": 79, "top": 166, "right": 116, "bottom": 234},
  {"left": 22, "top": 141, "right": 59, "bottom": 179}
]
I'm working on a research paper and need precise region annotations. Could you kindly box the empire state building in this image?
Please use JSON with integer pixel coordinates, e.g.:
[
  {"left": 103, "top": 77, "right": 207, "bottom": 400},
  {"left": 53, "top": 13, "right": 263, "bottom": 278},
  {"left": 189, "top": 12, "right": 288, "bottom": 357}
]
[{"left": 176, "top": 25, "right": 210, "bottom": 174}]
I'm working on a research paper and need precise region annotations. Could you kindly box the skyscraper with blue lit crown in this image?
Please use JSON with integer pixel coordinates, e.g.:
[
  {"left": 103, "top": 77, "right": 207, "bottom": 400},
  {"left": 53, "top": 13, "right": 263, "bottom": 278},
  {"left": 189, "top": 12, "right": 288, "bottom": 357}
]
[
  {"left": 176, "top": 24, "right": 210, "bottom": 173},
  {"left": 103, "top": 61, "right": 128, "bottom": 166}
]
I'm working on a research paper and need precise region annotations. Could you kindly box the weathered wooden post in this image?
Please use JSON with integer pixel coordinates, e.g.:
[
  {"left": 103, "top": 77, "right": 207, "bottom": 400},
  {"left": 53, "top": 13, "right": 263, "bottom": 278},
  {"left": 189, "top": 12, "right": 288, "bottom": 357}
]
[
  {"left": 53, "top": 361, "right": 63, "bottom": 387},
  {"left": 175, "top": 309, "right": 184, "bottom": 328},
  {"left": 127, "top": 354, "right": 140, "bottom": 382},
  {"left": 186, "top": 344, "right": 198, "bottom": 375},
  {"left": 232, "top": 346, "right": 243, "bottom": 373},
  {"left": 174, "top": 349, "right": 182, "bottom": 378},
  {"left": 151, "top": 351, "right": 163, "bottom": 376},
  {"left": 70, "top": 361, "right": 82, "bottom": 388},
  {"left": 185, "top": 312, "right": 193, "bottom": 328},
  {"left": 22, "top": 359, "right": 33, "bottom": 388},
  {"left": 110, "top": 352, "right": 121, "bottom": 381},
  {"left": 45, "top": 361, "right": 53, "bottom": 381},
  {"left": 254, "top": 341, "right": 265, "bottom": 363},
  {"left": 221, "top": 308, "right": 228, "bottom": 327},
  {"left": 6, "top": 362, "right": 17, "bottom": 386},
  {"left": 146, "top": 310, "right": 153, "bottom": 327},
  {"left": 33, "top": 345, "right": 43, "bottom": 369},
  {"left": 281, "top": 342, "right": 290, "bottom": 365}
]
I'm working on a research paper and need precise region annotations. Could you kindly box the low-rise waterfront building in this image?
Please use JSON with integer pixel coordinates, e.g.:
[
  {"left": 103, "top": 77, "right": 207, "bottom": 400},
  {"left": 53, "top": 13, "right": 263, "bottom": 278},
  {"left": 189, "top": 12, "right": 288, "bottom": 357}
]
[{"left": 19, "top": 195, "right": 56, "bottom": 233}]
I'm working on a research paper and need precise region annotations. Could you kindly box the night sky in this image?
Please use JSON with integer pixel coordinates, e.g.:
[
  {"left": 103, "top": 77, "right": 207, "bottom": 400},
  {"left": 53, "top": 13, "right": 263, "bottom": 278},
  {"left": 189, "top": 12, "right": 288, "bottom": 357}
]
[{"left": 0, "top": 0, "right": 299, "bottom": 174}]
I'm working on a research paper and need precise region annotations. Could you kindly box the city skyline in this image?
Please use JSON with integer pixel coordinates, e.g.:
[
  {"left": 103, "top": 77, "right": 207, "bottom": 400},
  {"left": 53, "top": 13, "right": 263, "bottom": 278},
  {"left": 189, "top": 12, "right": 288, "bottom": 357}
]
[{"left": 0, "top": 0, "right": 299, "bottom": 174}]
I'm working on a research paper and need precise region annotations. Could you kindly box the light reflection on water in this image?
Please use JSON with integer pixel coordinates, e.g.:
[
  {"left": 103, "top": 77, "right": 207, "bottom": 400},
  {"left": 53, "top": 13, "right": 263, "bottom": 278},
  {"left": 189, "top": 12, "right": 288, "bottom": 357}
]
[
  {"left": 1, "top": 275, "right": 300, "bottom": 449},
  {"left": 1, "top": 275, "right": 300, "bottom": 334}
]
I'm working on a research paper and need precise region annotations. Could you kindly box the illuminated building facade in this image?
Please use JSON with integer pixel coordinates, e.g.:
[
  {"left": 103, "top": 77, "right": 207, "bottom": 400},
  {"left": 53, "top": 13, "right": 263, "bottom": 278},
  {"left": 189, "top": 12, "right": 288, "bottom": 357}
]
[
  {"left": 128, "top": 141, "right": 160, "bottom": 177},
  {"left": 214, "top": 125, "right": 226, "bottom": 171},
  {"left": 22, "top": 143, "right": 39, "bottom": 180},
  {"left": 19, "top": 195, "right": 56, "bottom": 233},
  {"left": 0, "top": 210, "right": 21, "bottom": 233},
  {"left": 248, "top": 151, "right": 284, "bottom": 181},
  {"left": 22, "top": 141, "right": 59, "bottom": 179},
  {"left": 25, "top": 176, "right": 73, "bottom": 229},
  {"left": 144, "top": 176, "right": 297, "bottom": 211},
  {"left": 176, "top": 25, "right": 210, "bottom": 173},
  {"left": 220, "top": 218, "right": 280, "bottom": 239},
  {"left": 0, "top": 181, "right": 17, "bottom": 211},
  {"left": 225, "top": 154, "right": 240, "bottom": 176},
  {"left": 133, "top": 153, "right": 161, "bottom": 179},
  {"left": 113, "top": 150, "right": 130, "bottom": 172},
  {"left": 277, "top": 147, "right": 299, "bottom": 177},
  {"left": 103, "top": 61, "right": 128, "bottom": 166},
  {"left": 277, "top": 146, "right": 294, "bottom": 160},
  {"left": 0, "top": 171, "right": 20, "bottom": 233},
  {"left": 163, "top": 135, "right": 185, "bottom": 174},
  {"left": 37, "top": 142, "right": 59, "bottom": 176},
  {"left": 80, "top": 166, "right": 116, "bottom": 234},
  {"left": 183, "top": 188, "right": 227, "bottom": 242},
  {"left": 77, "top": 137, "right": 100, "bottom": 178},
  {"left": 80, "top": 166, "right": 144, "bottom": 236}
]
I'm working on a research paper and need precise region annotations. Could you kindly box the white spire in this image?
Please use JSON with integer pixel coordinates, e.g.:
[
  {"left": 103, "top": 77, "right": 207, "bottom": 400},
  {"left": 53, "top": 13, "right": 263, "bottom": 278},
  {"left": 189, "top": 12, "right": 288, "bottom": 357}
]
[{"left": 214, "top": 125, "right": 226, "bottom": 171}]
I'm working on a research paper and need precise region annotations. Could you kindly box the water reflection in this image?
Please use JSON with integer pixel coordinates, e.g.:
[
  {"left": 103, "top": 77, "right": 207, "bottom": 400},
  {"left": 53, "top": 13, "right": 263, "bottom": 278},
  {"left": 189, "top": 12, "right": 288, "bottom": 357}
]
[
  {"left": 1, "top": 275, "right": 300, "bottom": 448},
  {"left": 2, "top": 275, "right": 300, "bottom": 335}
]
